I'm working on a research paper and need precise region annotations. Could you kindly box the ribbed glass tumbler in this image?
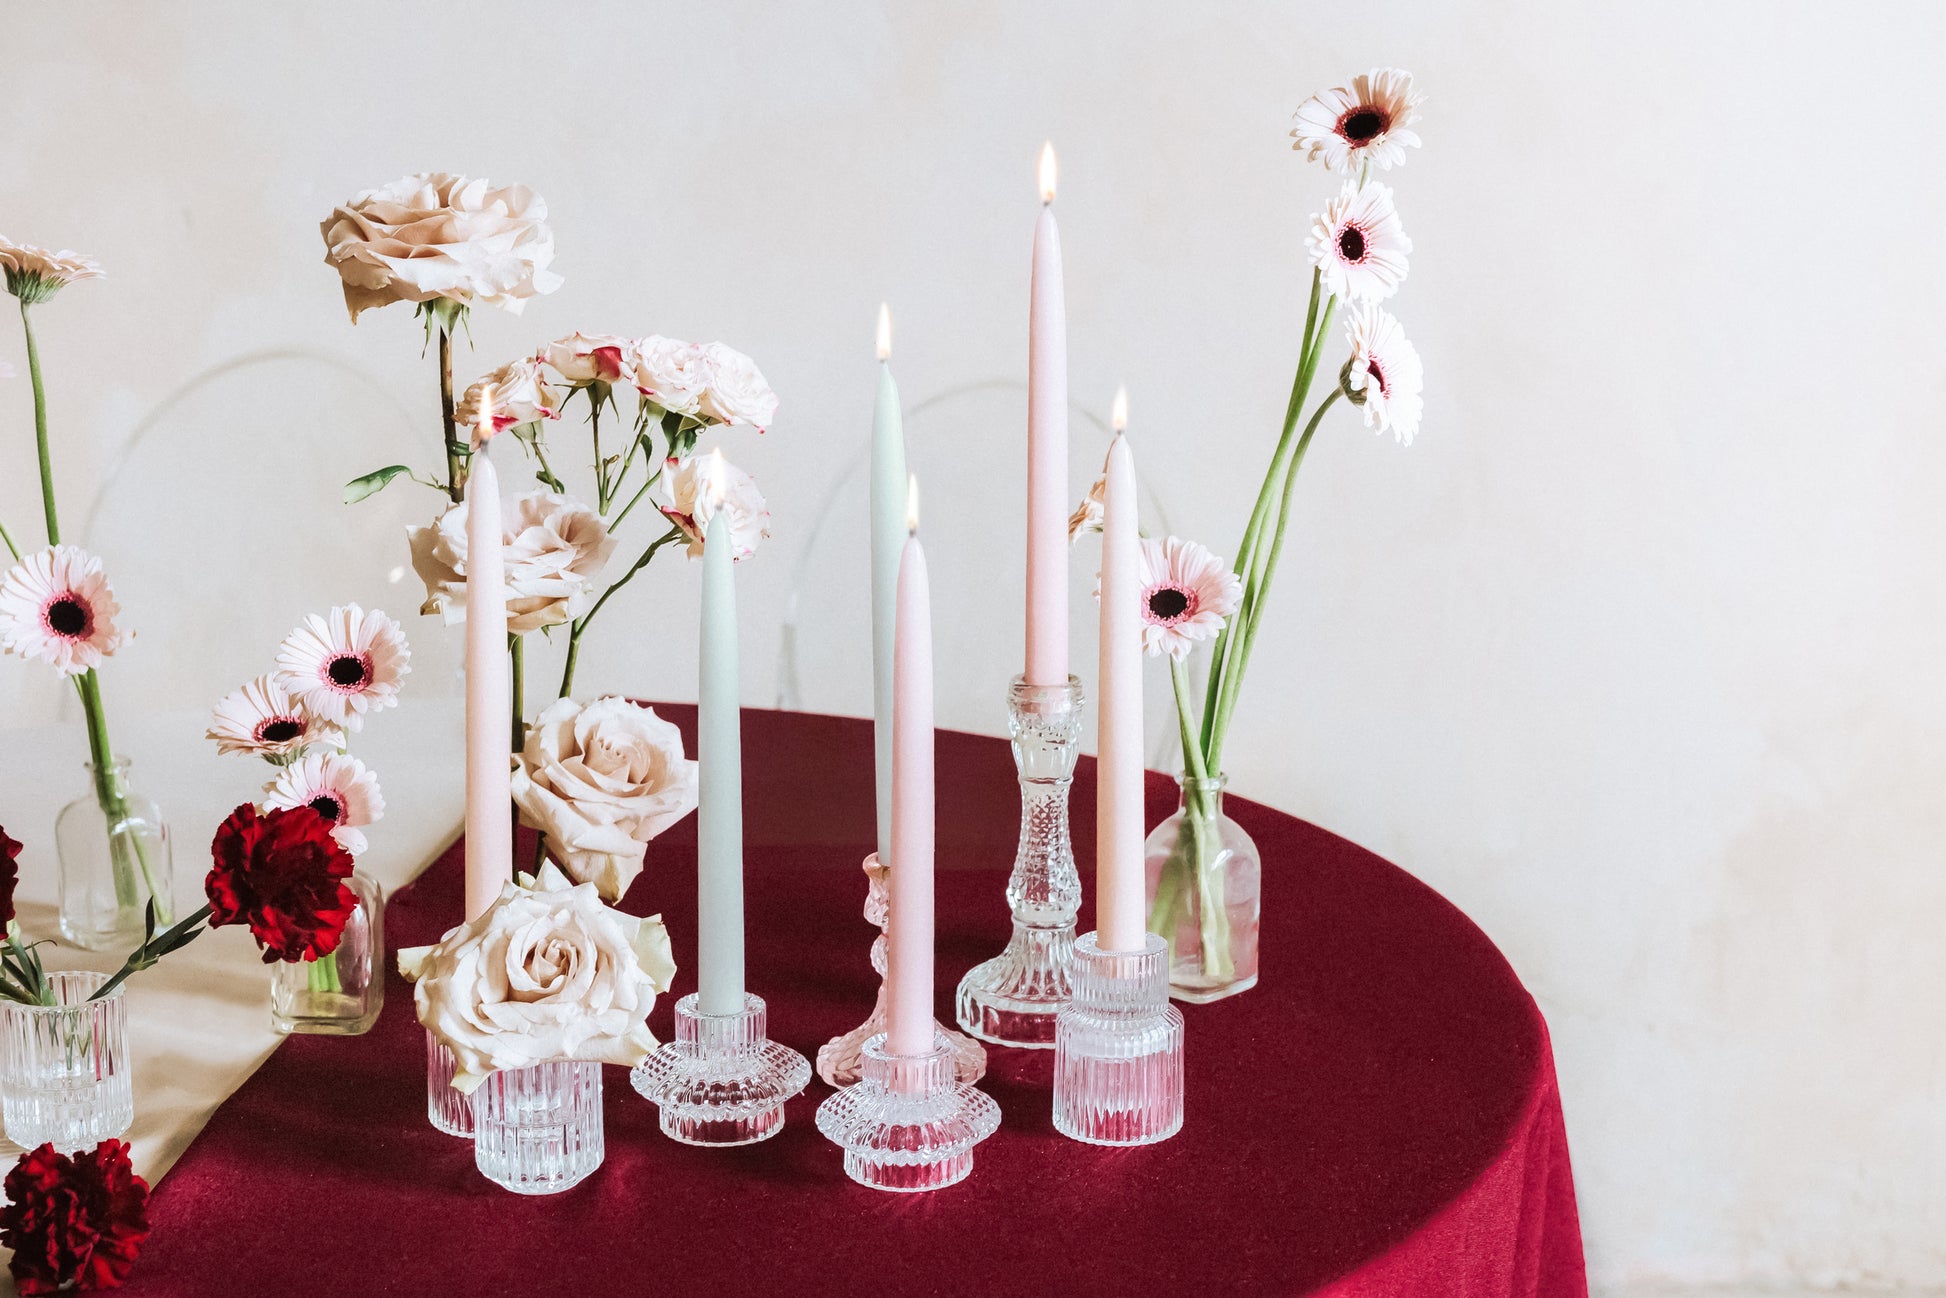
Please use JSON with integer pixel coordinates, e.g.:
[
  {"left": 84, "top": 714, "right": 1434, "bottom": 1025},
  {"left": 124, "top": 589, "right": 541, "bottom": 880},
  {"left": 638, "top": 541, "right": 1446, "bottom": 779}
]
[
  {"left": 0, "top": 970, "right": 133, "bottom": 1148},
  {"left": 473, "top": 1060, "right": 604, "bottom": 1195}
]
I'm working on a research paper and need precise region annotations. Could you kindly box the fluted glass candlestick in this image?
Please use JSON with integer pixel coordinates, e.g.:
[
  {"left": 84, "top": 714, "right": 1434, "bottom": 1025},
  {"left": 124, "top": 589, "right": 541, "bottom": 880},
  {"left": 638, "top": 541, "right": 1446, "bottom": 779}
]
[
  {"left": 816, "top": 1030, "right": 1000, "bottom": 1192},
  {"left": 632, "top": 992, "right": 810, "bottom": 1146},
  {"left": 817, "top": 853, "right": 986, "bottom": 1087},
  {"left": 955, "top": 674, "right": 1084, "bottom": 1047},
  {"left": 1053, "top": 931, "right": 1184, "bottom": 1146}
]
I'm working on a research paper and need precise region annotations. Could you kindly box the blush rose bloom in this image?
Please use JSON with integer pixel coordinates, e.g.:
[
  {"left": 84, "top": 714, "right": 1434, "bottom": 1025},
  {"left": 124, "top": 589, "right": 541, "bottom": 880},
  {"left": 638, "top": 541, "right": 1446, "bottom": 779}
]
[
  {"left": 399, "top": 863, "right": 676, "bottom": 1092},
  {"left": 510, "top": 697, "right": 698, "bottom": 900},
  {"left": 408, "top": 491, "right": 615, "bottom": 634},
  {"left": 320, "top": 172, "right": 562, "bottom": 323},
  {"left": 697, "top": 341, "right": 779, "bottom": 430},
  {"left": 544, "top": 332, "right": 636, "bottom": 386},
  {"left": 454, "top": 356, "right": 562, "bottom": 444},
  {"left": 632, "top": 335, "right": 709, "bottom": 416},
  {"left": 660, "top": 453, "right": 770, "bottom": 560}
]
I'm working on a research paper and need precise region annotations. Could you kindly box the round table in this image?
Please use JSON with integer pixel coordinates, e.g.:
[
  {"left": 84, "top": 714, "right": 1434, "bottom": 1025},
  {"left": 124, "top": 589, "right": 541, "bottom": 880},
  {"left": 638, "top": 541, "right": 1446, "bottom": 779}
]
[{"left": 134, "top": 708, "right": 1585, "bottom": 1296}]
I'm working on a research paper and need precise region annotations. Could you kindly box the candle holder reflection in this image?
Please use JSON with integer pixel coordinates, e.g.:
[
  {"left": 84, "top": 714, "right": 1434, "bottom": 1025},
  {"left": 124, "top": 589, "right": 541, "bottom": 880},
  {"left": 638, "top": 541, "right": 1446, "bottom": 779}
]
[
  {"left": 954, "top": 674, "right": 1084, "bottom": 1047},
  {"left": 1052, "top": 931, "right": 1184, "bottom": 1146},
  {"left": 817, "top": 852, "right": 986, "bottom": 1087},
  {"left": 815, "top": 1030, "right": 1000, "bottom": 1193},
  {"left": 632, "top": 992, "right": 810, "bottom": 1146}
]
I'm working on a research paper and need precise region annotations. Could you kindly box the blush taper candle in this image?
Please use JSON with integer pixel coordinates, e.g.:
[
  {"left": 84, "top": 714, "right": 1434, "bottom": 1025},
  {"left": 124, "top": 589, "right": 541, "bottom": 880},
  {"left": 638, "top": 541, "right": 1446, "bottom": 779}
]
[{"left": 885, "top": 477, "right": 936, "bottom": 1057}]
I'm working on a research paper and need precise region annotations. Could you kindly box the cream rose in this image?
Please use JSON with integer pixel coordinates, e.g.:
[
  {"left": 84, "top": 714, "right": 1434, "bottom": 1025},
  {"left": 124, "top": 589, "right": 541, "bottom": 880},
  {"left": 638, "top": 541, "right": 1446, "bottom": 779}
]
[
  {"left": 407, "top": 490, "right": 615, "bottom": 634},
  {"left": 320, "top": 172, "right": 563, "bottom": 323},
  {"left": 545, "top": 332, "right": 636, "bottom": 386},
  {"left": 511, "top": 696, "right": 698, "bottom": 900},
  {"left": 697, "top": 341, "right": 779, "bottom": 430},
  {"left": 659, "top": 453, "right": 770, "bottom": 560},
  {"left": 632, "top": 335, "right": 709, "bottom": 416},
  {"left": 399, "top": 863, "right": 676, "bottom": 1092},
  {"left": 454, "top": 356, "right": 562, "bottom": 443}
]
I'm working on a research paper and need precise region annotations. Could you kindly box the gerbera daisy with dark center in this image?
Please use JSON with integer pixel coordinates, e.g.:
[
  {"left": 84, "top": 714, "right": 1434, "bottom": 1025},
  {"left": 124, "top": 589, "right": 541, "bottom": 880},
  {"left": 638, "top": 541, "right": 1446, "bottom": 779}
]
[
  {"left": 1108, "top": 536, "right": 1244, "bottom": 662},
  {"left": 1291, "top": 68, "right": 1425, "bottom": 177},
  {"left": 1343, "top": 303, "right": 1425, "bottom": 445},
  {"left": 208, "top": 675, "right": 334, "bottom": 758},
  {"left": 1308, "top": 183, "right": 1412, "bottom": 304},
  {"left": 263, "top": 752, "right": 383, "bottom": 856},
  {"left": 0, "top": 546, "right": 126, "bottom": 677},
  {"left": 274, "top": 603, "right": 410, "bottom": 731}
]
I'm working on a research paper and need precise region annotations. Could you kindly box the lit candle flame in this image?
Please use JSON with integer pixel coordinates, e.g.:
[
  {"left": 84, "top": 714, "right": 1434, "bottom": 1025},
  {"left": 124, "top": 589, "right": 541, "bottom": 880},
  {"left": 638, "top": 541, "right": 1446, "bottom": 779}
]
[
  {"left": 1111, "top": 384, "right": 1128, "bottom": 434},
  {"left": 876, "top": 302, "right": 892, "bottom": 362},
  {"left": 906, "top": 473, "right": 920, "bottom": 534},
  {"left": 1038, "top": 141, "right": 1057, "bottom": 204},
  {"left": 475, "top": 384, "right": 494, "bottom": 447},
  {"left": 708, "top": 447, "right": 729, "bottom": 509}
]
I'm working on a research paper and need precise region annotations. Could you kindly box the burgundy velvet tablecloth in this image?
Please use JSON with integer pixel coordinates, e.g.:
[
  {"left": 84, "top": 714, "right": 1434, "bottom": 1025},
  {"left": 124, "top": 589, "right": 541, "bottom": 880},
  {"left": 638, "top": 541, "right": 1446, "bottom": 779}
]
[{"left": 137, "top": 707, "right": 1584, "bottom": 1297}]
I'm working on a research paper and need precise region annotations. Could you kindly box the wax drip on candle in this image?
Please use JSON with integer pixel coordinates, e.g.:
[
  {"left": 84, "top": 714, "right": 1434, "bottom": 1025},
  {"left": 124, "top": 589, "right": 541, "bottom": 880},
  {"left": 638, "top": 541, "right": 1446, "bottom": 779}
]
[
  {"left": 906, "top": 474, "right": 920, "bottom": 535},
  {"left": 877, "top": 303, "right": 892, "bottom": 363},
  {"left": 1039, "top": 142, "right": 1058, "bottom": 205}
]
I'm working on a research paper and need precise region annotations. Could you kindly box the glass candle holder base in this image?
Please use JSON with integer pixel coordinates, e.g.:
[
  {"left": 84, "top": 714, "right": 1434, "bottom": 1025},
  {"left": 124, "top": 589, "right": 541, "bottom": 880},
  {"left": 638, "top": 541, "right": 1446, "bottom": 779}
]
[
  {"left": 817, "top": 853, "right": 987, "bottom": 1088},
  {"left": 632, "top": 992, "right": 810, "bottom": 1146},
  {"left": 425, "top": 1030, "right": 473, "bottom": 1136},
  {"left": 474, "top": 1060, "right": 604, "bottom": 1196},
  {"left": 1053, "top": 932, "right": 1185, "bottom": 1147},
  {"left": 1, "top": 971, "right": 132, "bottom": 1149},
  {"left": 815, "top": 1031, "right": 1000, "bottom": 1193},
  {"left": 955, "top": 674, "right": 1083, "bottom": 1049}
]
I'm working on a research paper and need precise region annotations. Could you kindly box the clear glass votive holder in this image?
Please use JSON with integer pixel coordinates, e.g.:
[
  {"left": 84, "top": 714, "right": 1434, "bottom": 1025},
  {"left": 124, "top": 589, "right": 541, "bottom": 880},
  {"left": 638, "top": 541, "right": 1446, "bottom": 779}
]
[
  {"left": 473, "top": 1060, "right": 604, "bottom": 1195},
  {"left": 632, "top": 992, "right": 811, "bottom": 1146},
  {"left": 815, "top": 1031, "right": 1000, "bottom": 1193},
  {"left": 1, "top": 970, "right": 133, "bottom": 1148},
  {"left": 1053, "top": 932, "right": 1185, "bottom": 1146},
  {"left": 426, "top": 1031, "right": 473, "bottom": 1136}
]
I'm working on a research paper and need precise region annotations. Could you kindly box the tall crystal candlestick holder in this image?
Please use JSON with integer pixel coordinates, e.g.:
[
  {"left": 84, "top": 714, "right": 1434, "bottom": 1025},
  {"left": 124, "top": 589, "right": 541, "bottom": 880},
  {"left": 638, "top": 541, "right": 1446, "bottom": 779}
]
[
  {"left": 956, "top": 674, "right": 1084, "bottom": 1047},
  {"left": 816, "top": 1030, "right": 1000, "bottom": 1192},
  {"left": 632, "top": 992, "right": 810, "bottom": 1145},
  {"left": 1053, "top": 932, "right": 1185, "bottom": 1146},
  {"left": 817, "top": 853, "right": 986, "bottom": 1087}
]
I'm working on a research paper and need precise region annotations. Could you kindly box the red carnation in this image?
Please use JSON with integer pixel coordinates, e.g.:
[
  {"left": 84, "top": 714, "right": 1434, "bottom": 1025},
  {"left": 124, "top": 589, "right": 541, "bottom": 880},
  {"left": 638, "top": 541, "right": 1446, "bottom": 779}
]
[
  {"left": 206, "top": 803, "right": 356, "bottom": 963},
  {"left": 0, "top": 823, "right": 21, "bottom": 928},
  {"left": 0, "top": 1140, "right": 151, "bottom": 1294}
]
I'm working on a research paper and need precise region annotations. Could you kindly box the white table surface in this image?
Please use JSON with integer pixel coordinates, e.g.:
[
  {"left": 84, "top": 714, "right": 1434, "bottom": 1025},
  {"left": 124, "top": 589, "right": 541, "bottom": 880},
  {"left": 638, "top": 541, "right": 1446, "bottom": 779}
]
[{"left": 0, "top": 700, "right": 464, "bottom": 1221}]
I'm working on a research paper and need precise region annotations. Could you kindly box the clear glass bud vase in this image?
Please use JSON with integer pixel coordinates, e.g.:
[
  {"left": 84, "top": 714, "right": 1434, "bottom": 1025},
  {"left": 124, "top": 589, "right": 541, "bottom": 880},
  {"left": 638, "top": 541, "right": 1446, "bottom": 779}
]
[
  {"left": 271, "top": 870, "right": 384, "bottom": 1035},
  {"left": 1142, "top": 774, "right": 1260, "bottom": 1002},
  {"left": 55, "top": 759, "right": 173, "bottom": 951}
]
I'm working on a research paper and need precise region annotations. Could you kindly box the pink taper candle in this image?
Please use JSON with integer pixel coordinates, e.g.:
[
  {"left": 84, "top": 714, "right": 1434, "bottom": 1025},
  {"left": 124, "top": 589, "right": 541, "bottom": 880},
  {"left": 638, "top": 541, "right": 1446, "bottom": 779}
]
[
  {"left": 462, "top": 424, "right": 512, "bottom": 921},
  {"left": 1025, "top": 142, "right": 1069, "bottom": 688},
  {"left": 1095, "top": 431, "right": 1145, "bottom": 952},
  {"left": 885, "top": 478, "right": 936, "bottom": 1057}
]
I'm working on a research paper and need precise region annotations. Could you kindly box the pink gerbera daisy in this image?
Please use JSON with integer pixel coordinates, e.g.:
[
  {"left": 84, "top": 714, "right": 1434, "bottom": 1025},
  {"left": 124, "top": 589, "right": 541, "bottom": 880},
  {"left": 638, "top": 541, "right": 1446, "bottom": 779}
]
[
  {"left": 264, "top": 751, "right": 383, "bottom": 855},
  {"left": 1291, "top": 68, "right": 1425, "bottom": 177},
  {"left": 274, "top": 604, "right": 410, "bottom": 731},
  {"left": 0, "top": 545, "right": 127, "bottom": 676},
  {"left": 208, "top": 674, "right": 335, "bottom": 759},
  {"left": 1308, "top": 183, "right": 1412, "bottom": 304},
  {"left": 1135, "top": 537, "right": 1243, "bottom": 661}
]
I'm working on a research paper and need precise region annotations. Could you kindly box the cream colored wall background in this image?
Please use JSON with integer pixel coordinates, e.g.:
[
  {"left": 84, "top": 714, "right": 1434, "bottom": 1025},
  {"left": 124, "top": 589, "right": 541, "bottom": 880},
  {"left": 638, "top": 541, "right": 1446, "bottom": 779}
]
[{"left": 1, "top": 1, "right": 1941, "bottom": 1291}]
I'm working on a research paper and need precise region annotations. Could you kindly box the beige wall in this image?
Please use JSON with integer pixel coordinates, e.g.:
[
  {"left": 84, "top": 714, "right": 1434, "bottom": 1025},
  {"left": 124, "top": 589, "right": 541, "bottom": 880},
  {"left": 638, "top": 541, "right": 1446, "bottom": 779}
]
[{"left": 2, "top": 1, "right": 1941, "bottom": 1288}]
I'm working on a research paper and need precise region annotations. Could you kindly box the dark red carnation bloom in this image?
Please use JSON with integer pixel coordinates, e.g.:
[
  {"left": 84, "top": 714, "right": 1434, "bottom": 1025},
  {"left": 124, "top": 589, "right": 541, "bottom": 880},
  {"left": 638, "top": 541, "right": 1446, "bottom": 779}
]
[
  {"left": 0, "top": 1139, "right": 151, "bottom": 1294},
  {"left": 0, "top": 823, "right": 21, "bottom": 928},
  {"left": 205, "top": 803, "right": 356, "bottom": 964}
]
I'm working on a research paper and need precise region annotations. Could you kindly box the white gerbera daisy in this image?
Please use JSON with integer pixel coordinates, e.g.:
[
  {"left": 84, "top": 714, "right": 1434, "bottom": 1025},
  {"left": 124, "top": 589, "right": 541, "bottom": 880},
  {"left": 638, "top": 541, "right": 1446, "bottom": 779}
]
[
  {"left": 0, "top": 545, "right": 126, "bottom": 676},
  {"left": 1343, "top": 304, "right": 1425, "bottom": 445},
  {"left": 274, "top": 604, "right": 410, "bottom": 731},
  {"left": 207, "top": 674, "right": 336, "bottom": 759},
  {"left": 1308, "top": 183, "right": 1412, "bottom": 303},
  {"left": 1136, "top": 537, "right": 1243, "bottom": 661},
  {"left": 264, "top": 751, "right": 384, "bottom": 855},
  {"left": 1291, "top": 68, "right": 1425, "bottom": 177}
]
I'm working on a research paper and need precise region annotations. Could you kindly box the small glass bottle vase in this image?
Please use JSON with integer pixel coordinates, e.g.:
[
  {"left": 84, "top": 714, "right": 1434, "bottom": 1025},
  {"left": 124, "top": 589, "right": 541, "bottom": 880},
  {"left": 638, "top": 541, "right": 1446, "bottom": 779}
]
[
  {"left": 0, "top": 971, "right": 133, "bottom": 1148},
  {"left": 270, "top": 871, "right": 384, "bottom": 1035},
  {"left": 1142, "top": 774, "right": 1261, "bottom": 1003},
  {"left": 56, "top": 759, "right": 173, "bottom": 952}
]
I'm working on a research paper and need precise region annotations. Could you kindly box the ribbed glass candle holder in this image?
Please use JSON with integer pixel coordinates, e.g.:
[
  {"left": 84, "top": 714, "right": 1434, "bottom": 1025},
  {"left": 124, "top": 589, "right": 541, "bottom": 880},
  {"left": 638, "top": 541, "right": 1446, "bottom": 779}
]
[
  {"left": 473, "top": 1060, "right": 604, "bottom": 1195},
  {"left": 1053, "top": 932, "right": 1185, "bottom": 1146},
  {"left": 425, "top": 1031, "right": 473, "bottom": 1136},
  {"left": 632, "top": 992, "right": 810, "bottom": 1146},
  {"left": 0, "top": 971, "right": 133, "bottom": 1148},
  {"left": 815, "top": 1031, "right": 1000, "bottom": 1193}
]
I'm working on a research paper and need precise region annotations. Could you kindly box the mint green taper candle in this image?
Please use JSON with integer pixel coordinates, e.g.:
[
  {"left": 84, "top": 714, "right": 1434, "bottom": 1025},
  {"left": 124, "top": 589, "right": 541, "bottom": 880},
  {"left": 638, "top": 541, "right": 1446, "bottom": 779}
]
[
  {"left": 870, "top": 304, "right": 907, "bottom": 866},
  {"left": 697, "top": 477, "right": 745, "bottom": 1016}
]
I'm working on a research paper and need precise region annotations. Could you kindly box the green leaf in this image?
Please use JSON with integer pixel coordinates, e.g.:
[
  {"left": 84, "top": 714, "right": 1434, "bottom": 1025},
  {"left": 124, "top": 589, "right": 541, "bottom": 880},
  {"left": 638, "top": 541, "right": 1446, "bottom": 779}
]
[{"left": 343, "top": 465, "right": 414, "bottom": 505}]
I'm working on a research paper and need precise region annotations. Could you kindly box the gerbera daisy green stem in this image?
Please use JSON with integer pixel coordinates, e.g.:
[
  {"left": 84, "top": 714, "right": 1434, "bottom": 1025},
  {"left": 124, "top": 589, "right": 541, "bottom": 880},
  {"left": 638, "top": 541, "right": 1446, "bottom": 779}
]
[
  {"left": 0, "top": 514, "right": 19, "bottom": 562},
  {"left": 20, "top": 302, "right": 59, "bottom": 546}
]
